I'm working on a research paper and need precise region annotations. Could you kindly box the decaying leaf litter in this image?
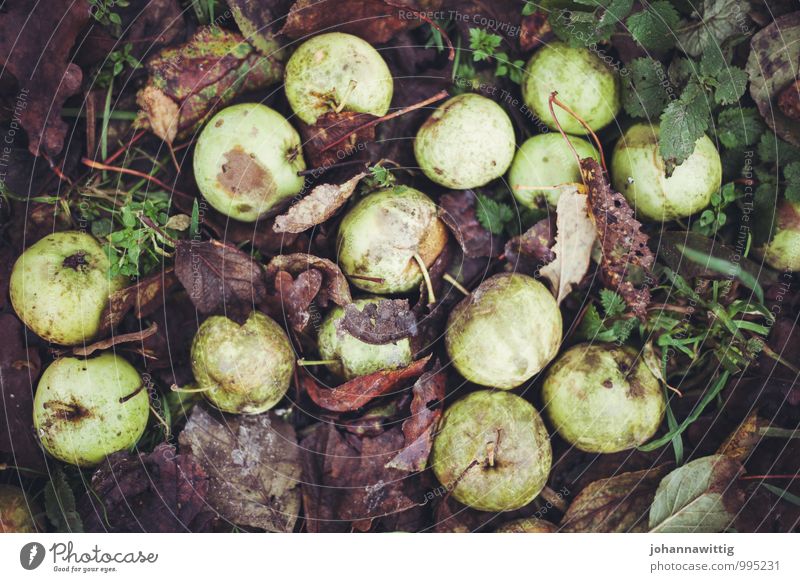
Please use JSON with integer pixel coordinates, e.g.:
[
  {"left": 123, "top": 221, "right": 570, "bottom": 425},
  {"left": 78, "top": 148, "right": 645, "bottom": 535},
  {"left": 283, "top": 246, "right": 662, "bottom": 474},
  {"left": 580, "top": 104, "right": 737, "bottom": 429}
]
[{"left": 1, "top": 0, "right": 799, "bottom": 534}]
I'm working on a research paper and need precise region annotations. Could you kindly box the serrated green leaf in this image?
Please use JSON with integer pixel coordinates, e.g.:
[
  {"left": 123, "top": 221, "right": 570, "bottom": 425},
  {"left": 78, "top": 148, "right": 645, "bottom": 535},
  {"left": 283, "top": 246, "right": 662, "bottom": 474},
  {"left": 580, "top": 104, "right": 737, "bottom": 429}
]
[
  {"left": 716, "top": 107, "right": 764, "bottom": 149},
  {"left": 600, "top": 288, "right": 627, "bottom": 317},
  {"left": 622, "top": 57, "right": 672, "bottom": 119},
  {"left": 676, "top": 0, "right": 751, "bottom": 57},
  {"left": 659, "top": 81, "right": 711, "bottom": 167},
  {"left": 626, "top": 0, "right": 681, "bottom": 51},
  {"left": 649, "top": 455, "right": 743, "bottom": 533},
  {"left": 475, "top": 193, "right": 514, "bottom": 235},
  {"left": 713, "top": 66, "right": 748, "bottom": 105}
]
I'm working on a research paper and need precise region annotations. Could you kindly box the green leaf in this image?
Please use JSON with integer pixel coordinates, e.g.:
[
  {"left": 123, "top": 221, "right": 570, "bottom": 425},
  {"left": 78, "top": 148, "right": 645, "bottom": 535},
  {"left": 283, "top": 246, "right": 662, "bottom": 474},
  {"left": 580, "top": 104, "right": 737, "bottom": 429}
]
[
  {"left": 622, "top": 57, "right": 673, "bottom": 119},
  {"left": 676, "top": 0, "right": 752, "bottom": 57},
  {"left": 757, "top": 132, "right": 800, "bottom": 165},
  {"left": 44, "top": 467, "right": 84, "bottom": 533},
  {"left": 600, "top": 288, "right": 627, "bottom": 317},
  {"left": 649, "top": 455, "right": 744, "bottom": 532},
  {"left": 762, "top": 483, "right": 800, "bottom": 507},
  {"left": 522, "top": 1, "right": 537, "bottom": 16},
  {"left": 785, "top": 161, "right": 800, "bottom": 202},
  {"left": 598, "top": 0, "right": 634, "bottom": 27},
  {"left": 626, "top": 0, "right": 680, "bottom": 51},
  {"left": 676, "top": 243, "right": 764, "bottom": 303},
  {"left": 659, "top": 81, "right": 711, "bottom": 168},
  {"left": 469, "top": 28, "right": 502, "bottom": 62},
  {"left": 475, "top": 193, "right": 514, "bottom": 235},
  {"left": 713, "top": 66, "right": 748, "bottom": 105},
  {"left": 716, "top": 107, "right": 764, "bottom": 149}
]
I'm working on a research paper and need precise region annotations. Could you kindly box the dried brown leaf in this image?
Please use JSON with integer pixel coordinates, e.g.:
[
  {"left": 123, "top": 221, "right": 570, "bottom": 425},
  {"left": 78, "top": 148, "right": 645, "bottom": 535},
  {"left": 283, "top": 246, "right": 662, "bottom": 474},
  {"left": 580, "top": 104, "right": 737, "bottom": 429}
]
[
  {"left": 439, "top": 190, "right": 500, "bottom": 258},
  {"left": 581, "top": 158, "right": 654, "bottom": 318},
  {"left": 297, "top": 111, "right": 377, "bottom": 168},
  {"left": 174, "top": 239, "right": 266, "bottom": 314},
  {"left": 504, "top": 217, "right": 556, "bottom": 276},
  {"left": 339, "top": 299, "right": 418, "bottom": 345},
  {"left": 0, "top": 0, "right": 90, "bottom": 156},
  {"left": 302, "top": 355, "right": 431, "bottom": 412},
  {"left": 540, "top": 186, "right": 596, "bottom": 304},
  {"left": 561, "top": 465, "right": 671, "bottom": 533},
  {"left": 273, "top": 172, "right": 366, "bottom": 234},
  {"left": 274, "top": 269, "right": 323, "bottom": 333},
  {"left": 179, "top": 406, "right": 302, "bottom": 532},
  {"left": 386, "top": 365, "right": 446, "bottom": 472},
  {"left": 267, "top": 253, "right": 352, "bottom": 306}
]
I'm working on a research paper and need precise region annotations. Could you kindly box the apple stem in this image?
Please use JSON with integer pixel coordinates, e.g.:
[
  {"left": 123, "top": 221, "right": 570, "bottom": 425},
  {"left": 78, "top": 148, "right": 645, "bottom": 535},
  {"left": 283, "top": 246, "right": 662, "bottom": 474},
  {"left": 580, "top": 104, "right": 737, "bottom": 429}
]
[
  {"left": 442, "top": 273, "right": 470, "bottom": 297},
  {"left": 413, "top": 252, "right": 437, "bottom": 305},
  {"left": 547, "top": 91, "right": 608, "bottom": 174},
  {"left": 170, "top": 384, "right": 210, "bottom": 393},
  {"left": 297, "top": 359, "right": 339, "bottom": 367},
  {"left": 149, "top": 402, "right": 170, "bottom": 437},
  {"left": 119, "top": 383, "right": 147, "bottom": 404}
]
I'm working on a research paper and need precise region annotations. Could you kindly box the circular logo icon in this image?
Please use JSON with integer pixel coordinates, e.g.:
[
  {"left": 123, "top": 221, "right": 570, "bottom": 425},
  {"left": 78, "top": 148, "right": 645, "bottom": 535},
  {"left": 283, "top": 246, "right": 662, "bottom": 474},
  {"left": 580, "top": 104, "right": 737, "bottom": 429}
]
[{"left": 19, "top": 542, "right": 46, "bottom": 570}]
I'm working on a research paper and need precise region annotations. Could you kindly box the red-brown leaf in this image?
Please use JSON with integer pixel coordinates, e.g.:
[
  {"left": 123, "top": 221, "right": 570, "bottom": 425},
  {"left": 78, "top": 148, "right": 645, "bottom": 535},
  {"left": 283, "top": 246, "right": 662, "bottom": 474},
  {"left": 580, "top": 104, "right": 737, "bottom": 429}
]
[{"left": 302, "top": 355, "right": 432, "bottom": 412}]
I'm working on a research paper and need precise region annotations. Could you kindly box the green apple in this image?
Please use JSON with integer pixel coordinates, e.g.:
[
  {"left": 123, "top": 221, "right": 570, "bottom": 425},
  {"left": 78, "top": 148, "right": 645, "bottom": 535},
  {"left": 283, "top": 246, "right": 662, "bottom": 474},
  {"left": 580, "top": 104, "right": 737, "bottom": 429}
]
[
  {"left": 193, "top": 103, "right": 306, "bottom": 222},
  {"left": 9, "top": 231, "right": 126, "bottom": 346},
  {"left": 414, "top": 93, "right": 516, "bottom": 189},
  {"left": 33, "top": 352, "right": 149, "bottom": 467},
  {"left": 317, "top": 297, "right": 413, "bottom": 380},
  {"left": 759, "top": 199, "right": 800, "bottom": 271},
  {"left": 337, "top": 186, "right": 448, "bottom": 294},
  {"left": 522, "top": 42, "right": 620, "bottom": 135},
  {"left": 0, "top": 485, "right": 41, "bottom": 533},
  {"left": 542, "top": 343, "right": 665, "bottom": 453},
  {"left": 495, "top": 517, "right": 557, "bottom": 533},
  {"left": 445, "top": 273, "right": 562, "bottom": 389},
  {"left": 191, "top": 311, "right": 295, "bottom": 414},
  {"left": 431, "top": 390, "right": 552, "bottom": 512},
  {"left": 284, "top": 32, "right": 393, "bottom": 125},
  {"left": 508, "top": 133, "right": 601, "bottom": 208},
  {"left": 611, "top": 123, "right": 721, "bottom": 221}
]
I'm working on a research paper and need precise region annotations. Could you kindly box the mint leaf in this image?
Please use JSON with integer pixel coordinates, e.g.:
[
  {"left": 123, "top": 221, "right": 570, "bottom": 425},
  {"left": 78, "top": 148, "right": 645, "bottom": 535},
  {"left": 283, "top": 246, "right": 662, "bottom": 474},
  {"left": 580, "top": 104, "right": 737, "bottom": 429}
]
[
  {"left": 716, "top": 107, "right": 764, "bottom": 149},
  {"left": 622, "top": 57, "right": 673, "bottom": 118},
  {"left": 676, "top": 0, "right": 751, "bottom": 57},
  {"left": 659, "top": 81, "right": 711, "bottom": 168},
  {"left": 758, "top": 132, "right": 800, "bottom": 165},
  {"left": 712, "top": 66, "right": 748, "bottom": 105},
  {"left": 626, "top": 1, "right": 680, "bottom": 51},
  {"left": 475, "top": 193, "right": 514, "bottom": 235}
]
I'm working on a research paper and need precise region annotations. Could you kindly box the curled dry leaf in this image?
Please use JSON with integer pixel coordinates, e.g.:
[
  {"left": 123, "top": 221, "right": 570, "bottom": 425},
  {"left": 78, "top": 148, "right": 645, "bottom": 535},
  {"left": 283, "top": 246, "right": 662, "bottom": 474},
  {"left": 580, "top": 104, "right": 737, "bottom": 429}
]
[
  {"left": 504, "top": 217, "right": 556, "bottom": 276},
  {"left": 79, "top": 443, "right": 215, "bottom": 533},
  {"left": 561, "top": 465, "right": 671, "bottom": 533},
  {"left": 174, "top": 239, "right": 267, "bottom": 314},
  {"left": 298, "top": 111, "right": 377, "bottom": 168},
  {"left": 581, "top": 158, "right": 654, "bottom": 318},
  {"left": 179, "top": 405, "right": 303, "bottom": 533},
  {"left": 136, "top": 26, "right": 283, "bottom": 141},
  {"left": 302, "top": 355, "right": 431, "bottom": 412},
  {"left": 385, "top": 365, "right": 446, "bottom": 472},
  {"left": 301, "top": 422, "right": 423, "bottom": 532},
  {"left": 339, "top": 299, "right": 418, "bottom": 345},
  {"left": 280, "top": 0, "right": 442, "bottom": 44},
  {"left": 649, "top": 454, "right": 745, "bottom": 533},
  {"left": 540, "top": 185, "right": 597, "bottom": 304},
  {"left": 0, "top": 0, "right": 90, "bottom": 156},
  {"left": 274, "top": 172, "right": 367, "bottom": 234},
  {"left": 267, "top": 253, "right": 352, "bottom": 306},
  {"left": 439, "top": 190, "right": 500, "bottom": 259},
  {"left": 746, "top": 12, "right": 800, "bottom": 146},
  {"left": 273, "top": 269, "right": 324, "bottom": 333}
]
